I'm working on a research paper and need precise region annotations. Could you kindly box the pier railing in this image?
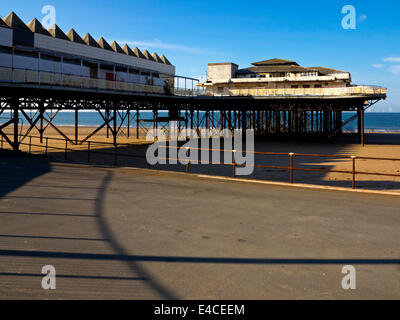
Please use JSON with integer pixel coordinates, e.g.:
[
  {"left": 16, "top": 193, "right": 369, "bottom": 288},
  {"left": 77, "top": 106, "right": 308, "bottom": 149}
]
[
  {"left": 206, "top": 85, "right": 387, "bottom": 98},
  {"left": 2, "top": 134, "right": 400, "bottom": 191},
  {"left": 0, "top": 67, "right": 202, "bottom": 96}
]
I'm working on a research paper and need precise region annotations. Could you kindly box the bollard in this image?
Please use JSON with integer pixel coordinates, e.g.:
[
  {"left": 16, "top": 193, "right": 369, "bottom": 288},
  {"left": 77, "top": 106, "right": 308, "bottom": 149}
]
[
  {"left": 289, "top": 153, "right": 295, "bottom": 184},
  {"left": 87, "top": 141, "right": 91, "bottom": 163},
  {"left": 232, "top": 150, "right": 237, "bottom": 178},
  {"left": 29, "top": 136, "right": 32, "bottom": 154},
  {"left": 185, "top": 147, "right": 190, "bottom": 173},
  {"left": 351, "top": 156, "right": 356, "bottom": 189}
]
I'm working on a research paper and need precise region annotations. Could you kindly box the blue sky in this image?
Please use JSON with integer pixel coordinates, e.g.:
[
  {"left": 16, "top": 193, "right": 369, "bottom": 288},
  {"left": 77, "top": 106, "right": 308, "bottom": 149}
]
[{"left": 1, "top": 0, "right": 400, "bottom": 111}]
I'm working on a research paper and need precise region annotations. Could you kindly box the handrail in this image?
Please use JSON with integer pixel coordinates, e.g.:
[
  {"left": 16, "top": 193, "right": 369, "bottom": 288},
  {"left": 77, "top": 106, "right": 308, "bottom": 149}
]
[
  {"left": 0, "top": 66, "right": 202, "bottom": 97},
  {"left": 1, "top": 134, "right": 399, "bottom": 191},
  {"left": 205, "top": 85, "right": 387, "bottom": 97}
]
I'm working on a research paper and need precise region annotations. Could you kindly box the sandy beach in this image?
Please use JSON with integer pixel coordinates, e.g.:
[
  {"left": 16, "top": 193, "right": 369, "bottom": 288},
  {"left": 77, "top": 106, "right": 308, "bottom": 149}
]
[{"left": 2, "top": 126, "right": 400, "bottom": 192}]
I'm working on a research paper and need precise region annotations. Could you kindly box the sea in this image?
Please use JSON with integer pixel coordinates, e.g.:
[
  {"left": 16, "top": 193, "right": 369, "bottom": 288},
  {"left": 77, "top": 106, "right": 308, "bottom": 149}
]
[{"left": 1, "top": 111, "right": 400, "bottom": 132}]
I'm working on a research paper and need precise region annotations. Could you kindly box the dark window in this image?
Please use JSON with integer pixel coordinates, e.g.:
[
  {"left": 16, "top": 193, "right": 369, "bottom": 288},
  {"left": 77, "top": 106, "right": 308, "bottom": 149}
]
[
  {"left": 314, "top": 84, "right": 322, "bottom": 88},
  {"left": 141, "top": 71, "right": 150, "bottom": 76},
  {"left": 152, "top": 73, "right": 160, "bottom": 78},
  {"left": 291, "top": 85, "right": 299, "bottom": 88},
  {"left": 63, "top": 57, "right": 81, "bottom": 66},
  {"left": 100, "top": 64, "right": 113, "bottom": 71},
  {"left": 115, "top": 66, "right": 128, "bottom": 72},
  {"left": 129, "top": 69, "right": 139, "bottom": 74},
  {"left": 303, "top": 85, "right": 310, "bottom": 88},
  {"left": 0, "top": 46, "right": 12, "bottom": 54},
  {"left": 14, "top": 49, "right": 38, "bottom": 58},
  {"left": 41, "top": 54, "right": 61, "bottom": 62}
]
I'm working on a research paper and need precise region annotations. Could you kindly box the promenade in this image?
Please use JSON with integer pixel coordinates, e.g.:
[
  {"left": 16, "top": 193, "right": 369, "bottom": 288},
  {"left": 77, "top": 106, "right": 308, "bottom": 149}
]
[{"left": 0, "top": 154, "right": 399, "bottom": 299}]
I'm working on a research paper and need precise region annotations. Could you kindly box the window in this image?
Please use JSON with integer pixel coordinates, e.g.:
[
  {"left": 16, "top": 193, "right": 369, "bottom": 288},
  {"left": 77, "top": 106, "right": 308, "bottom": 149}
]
[
  {"left": 291, "top": 85, "right": 299, "bottom": 88},
  {"left": 14, "top": 49, "right": 38, "bottom": 58},
  {"left": 41, "top": 54, "right": 61, "bottom": 62},
  {"left": 115, "top": 66, "right": 128, "bottom": 73},
  {"left": 314, "top": 84, "right": 322, "bottom": 88},
  {"left": 63, "top": 57, "right": 81, "bottom": 66},
  {"left": 0, "top": 46, "right": 12, "bottom": 54},
  {"left": 129, "top": 69, "right": 140, "bottom": 74},
  {"left": 303, "top": 85, "right": 310, "bottom": 88}
]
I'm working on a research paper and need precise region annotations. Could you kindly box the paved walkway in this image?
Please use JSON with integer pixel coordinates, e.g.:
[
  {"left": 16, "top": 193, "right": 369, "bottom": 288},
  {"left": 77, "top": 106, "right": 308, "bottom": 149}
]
[{"left": 0, "top": 154, "right": 399, "bottom": 299}]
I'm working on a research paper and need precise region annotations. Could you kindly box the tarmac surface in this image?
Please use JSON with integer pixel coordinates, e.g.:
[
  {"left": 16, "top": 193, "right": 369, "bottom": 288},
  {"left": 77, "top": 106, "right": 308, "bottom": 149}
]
[{"left": 0, "top": 153, "right": 399, "bottom": 299}]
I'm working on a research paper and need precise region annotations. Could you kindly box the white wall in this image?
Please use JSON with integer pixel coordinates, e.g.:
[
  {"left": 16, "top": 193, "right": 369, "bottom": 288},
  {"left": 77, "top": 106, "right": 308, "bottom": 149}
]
[
  {"left": 0, "top": 27, "right": 12, "bottom": 47},
  {"left": 34, "top": 33, "right": 175, "bottom": 76},
  {"left": 208, "top": 63, "right": 238, "bottom": 82}
]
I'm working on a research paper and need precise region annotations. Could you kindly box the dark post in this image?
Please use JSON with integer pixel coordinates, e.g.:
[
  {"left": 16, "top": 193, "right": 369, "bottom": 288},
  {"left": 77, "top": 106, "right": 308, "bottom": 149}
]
[
  {"left": 232, "top": 150, "right": 236, "bottom": 178},
  {"left": 351, "top": 156, "right": 356, "bottom": 189},
  {"left": 65, "top": 140, "right": 68, "bottom": 160},
  {"left": 185, "top": 147, "right": 190, "bottom": 173},
  {"left": 87, "top": 141, "right": 91, "bottom": 163},
  {"left": 289, "top": 153, "right": 294, "bottom": 184},
  {"left": 360, "top": 107, "right": 365, "bottom": 146},
  {"left": 106, "top": 109, "right": 110, "bottom": 138},
  {"left": 127, "top": 110, "right": 130, "bottom": 138},
  {"left": 29, "top": 136, "right": 32, "bottom": 154},
  {"left": 136, "top": 109, "right": 140, "bottom": 139},
  {"left": 12, "top": 97, "right": 19, "bottom": 152},
  {"left": 113, "top": 108, "right": 117, "bottom": 146},
  {"left": 75, "top": 108, "right": 79, "bottom": 144},
  {"left": 39, "top": 100, "right": 45, "bottom": 143}
]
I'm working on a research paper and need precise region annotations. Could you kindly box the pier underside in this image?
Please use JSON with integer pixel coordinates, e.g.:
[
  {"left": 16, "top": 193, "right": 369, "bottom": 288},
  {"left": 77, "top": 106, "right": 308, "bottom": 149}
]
[{"left": 0, "top": 85, "right": 384, "bottom": 151}]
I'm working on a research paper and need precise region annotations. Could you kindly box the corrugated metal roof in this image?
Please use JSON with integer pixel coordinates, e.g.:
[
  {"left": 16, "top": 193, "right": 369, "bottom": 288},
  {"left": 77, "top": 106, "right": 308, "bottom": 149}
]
[
  {"left": 27, "top": 18, "right": 51, "bottom": 36},
  {"left": 66, "top": 29, "right": 86, "bottom": 44}
]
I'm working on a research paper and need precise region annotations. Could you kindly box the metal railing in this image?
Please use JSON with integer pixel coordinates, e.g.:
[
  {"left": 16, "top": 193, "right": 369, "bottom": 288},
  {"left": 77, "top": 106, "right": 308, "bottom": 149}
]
[
  {"left": 0, "top": 67, "right": 202, "bottom": 96},
  {"left": 1, "top": 134, "right": 399, "bottom": 191},
  {"left": 206, "top": 86, "right": 387, "bottom": 98}
]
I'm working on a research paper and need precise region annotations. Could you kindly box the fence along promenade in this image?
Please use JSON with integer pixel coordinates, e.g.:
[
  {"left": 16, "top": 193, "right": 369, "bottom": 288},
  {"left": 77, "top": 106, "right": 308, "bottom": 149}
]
[{"left": 2, "top": 134, "right": 400, "bottom": 190}]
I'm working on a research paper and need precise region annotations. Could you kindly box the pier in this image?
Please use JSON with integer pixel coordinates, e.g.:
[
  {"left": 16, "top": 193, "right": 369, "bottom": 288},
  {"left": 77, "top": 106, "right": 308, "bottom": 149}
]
[{"left": 0, "top": 12, "right": 387, "bottom": 152}]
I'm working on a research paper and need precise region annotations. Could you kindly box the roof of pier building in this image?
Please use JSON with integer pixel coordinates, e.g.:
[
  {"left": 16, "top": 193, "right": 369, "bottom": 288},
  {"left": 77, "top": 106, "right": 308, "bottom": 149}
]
[
  {"left": 0, "top": 11, "right": 174, "bottom": 70},
  {"left": 236, "top": 58, "right": 348, "bottom": 76}
]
